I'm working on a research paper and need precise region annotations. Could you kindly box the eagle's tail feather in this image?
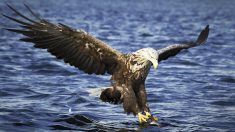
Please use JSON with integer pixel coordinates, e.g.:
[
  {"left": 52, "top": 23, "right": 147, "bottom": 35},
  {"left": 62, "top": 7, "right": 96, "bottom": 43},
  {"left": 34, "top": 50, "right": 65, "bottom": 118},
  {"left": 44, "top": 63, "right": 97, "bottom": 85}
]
[{"left": 100, "top": 88, "right": 122, "bottom": 104}]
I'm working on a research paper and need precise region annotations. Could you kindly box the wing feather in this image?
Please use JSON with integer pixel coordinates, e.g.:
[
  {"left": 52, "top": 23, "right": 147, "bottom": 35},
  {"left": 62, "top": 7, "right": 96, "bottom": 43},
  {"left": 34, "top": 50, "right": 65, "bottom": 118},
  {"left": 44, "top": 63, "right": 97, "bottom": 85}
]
[
  {"left": 3, "top": 5, "right": 123, "bottom": 75},
  {"left": 157, "top": 25, "right": 209, "bottom": 62}
]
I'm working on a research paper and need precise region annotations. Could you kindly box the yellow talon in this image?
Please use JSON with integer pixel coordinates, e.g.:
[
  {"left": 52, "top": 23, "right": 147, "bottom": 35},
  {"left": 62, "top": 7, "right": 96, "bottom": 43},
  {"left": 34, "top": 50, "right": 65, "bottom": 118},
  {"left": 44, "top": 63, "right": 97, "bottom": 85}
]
[
  {"left": 138, "top": 111, "right": 158, "bottom": 124},
  {"left": 145, "top": 111, "right": 158, "bottom": 122},
  {"left": 138, "top": 113, "right": 148, "bottom": 123},
  {"left": 145, "top": 112, "right": 151, "bottom": 117},
  {"left": 152, "top": 116, "right": 158, "bottom": 121}
]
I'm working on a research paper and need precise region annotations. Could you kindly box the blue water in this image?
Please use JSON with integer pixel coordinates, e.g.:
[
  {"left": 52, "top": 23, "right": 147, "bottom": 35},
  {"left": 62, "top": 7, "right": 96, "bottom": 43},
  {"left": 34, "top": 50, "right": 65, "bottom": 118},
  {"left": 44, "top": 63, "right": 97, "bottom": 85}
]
[{"left": 0, "top": 0, "right": 235, "bottom": 131}]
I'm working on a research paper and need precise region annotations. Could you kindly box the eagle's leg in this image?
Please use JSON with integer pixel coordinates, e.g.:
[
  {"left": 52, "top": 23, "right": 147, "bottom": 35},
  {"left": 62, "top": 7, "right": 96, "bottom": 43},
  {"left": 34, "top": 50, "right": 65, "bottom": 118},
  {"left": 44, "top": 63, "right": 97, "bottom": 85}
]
[{"left": 135, "top": 83, "right": 158, "bottom": 124}]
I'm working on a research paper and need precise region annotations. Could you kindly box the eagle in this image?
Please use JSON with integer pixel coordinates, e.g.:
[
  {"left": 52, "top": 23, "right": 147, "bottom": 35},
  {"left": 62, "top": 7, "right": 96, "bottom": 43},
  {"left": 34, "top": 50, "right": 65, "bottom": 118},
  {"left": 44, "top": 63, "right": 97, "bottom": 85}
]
[{"left": 3, "top": 4, "right": 209, "bottom": 124}]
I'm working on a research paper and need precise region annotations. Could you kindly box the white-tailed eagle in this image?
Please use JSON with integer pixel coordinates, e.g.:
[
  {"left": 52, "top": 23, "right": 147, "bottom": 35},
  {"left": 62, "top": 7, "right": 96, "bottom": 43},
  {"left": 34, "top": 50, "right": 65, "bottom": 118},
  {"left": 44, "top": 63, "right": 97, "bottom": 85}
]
[{"left": 3, "top": 4, "right": 209, "bottom": 124}]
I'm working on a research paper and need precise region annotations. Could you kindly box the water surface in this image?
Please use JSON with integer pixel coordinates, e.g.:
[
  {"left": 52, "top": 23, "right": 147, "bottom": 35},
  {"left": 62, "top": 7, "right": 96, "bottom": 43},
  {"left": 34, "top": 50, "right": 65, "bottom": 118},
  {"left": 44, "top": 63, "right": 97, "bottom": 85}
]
[{"left": 0, "top": 0, "right": 234, "bottom": 131}]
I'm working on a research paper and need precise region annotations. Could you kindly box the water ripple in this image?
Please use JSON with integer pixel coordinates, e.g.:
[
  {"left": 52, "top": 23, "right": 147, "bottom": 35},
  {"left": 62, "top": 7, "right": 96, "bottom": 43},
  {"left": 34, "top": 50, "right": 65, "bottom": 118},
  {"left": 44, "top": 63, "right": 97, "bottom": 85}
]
[{"left": 0, "top": 0, "right": 235, "bottom": 131}]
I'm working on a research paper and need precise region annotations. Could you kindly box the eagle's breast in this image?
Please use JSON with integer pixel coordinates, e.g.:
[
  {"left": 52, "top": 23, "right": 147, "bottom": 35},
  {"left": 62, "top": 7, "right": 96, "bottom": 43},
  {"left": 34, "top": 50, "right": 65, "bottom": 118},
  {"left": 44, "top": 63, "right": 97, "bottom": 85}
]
[{"left": 127, "top": 54, "right": 151, "bottom": 80}]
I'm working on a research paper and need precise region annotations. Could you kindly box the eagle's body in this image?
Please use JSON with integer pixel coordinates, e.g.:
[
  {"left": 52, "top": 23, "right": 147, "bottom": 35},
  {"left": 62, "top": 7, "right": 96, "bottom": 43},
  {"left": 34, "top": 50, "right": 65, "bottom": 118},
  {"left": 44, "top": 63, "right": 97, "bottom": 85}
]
[
  {"left": 101, "top": 49, "right": 155, "bottom": 114},
  {"left": 3, "top": 4, "right": 209, "bottom": 124}
]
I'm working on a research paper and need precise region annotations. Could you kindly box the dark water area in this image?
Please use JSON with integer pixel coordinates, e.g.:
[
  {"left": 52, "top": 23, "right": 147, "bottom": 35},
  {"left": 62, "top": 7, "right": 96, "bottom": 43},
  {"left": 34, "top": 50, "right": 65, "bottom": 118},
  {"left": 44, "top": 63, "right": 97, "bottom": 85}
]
[{"left": 0, "top": 0, "right": 234, "bottom": 131}]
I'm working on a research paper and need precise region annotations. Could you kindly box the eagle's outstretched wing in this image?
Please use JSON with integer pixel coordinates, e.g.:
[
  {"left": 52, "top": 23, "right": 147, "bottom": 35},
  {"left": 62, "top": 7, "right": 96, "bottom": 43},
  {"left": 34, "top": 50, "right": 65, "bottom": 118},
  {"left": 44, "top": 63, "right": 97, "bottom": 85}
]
[
  {"left": 3, "top": 4, "right": 123, "bottom": 75},
  {"left": 157, "top": 25, "right": 209, "bottom": 62}
]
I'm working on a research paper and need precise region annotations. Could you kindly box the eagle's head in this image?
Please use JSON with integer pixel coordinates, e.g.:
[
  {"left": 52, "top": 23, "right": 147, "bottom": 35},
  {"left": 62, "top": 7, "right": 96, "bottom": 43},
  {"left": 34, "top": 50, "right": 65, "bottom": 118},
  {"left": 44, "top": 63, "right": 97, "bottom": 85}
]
[{"left": 133, "top": 48, "right": 159, "bottom": 70}]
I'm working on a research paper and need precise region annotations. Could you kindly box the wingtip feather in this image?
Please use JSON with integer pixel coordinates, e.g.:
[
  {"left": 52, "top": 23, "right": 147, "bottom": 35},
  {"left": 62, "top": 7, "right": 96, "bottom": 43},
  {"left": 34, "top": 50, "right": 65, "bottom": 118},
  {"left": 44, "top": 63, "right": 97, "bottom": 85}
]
[
  {"left": 2, "top": 13, "right": 32, "bottom": 26},
  {"left": 196, "top": 25, "right": 210, "bottom": 44},
  {"left": 6, "top": 4, "right": 39, "bottom": 24},
  {"left": 23, "top": 3, "right": 41, "bottom": 20}
]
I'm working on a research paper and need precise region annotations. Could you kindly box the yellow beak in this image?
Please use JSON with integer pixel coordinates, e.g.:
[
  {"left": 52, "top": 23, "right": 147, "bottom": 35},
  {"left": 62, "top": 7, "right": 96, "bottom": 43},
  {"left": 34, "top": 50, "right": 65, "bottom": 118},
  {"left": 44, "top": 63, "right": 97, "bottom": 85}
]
[{"left": 150, "top": 59, "right": 158, "bottom": 70}]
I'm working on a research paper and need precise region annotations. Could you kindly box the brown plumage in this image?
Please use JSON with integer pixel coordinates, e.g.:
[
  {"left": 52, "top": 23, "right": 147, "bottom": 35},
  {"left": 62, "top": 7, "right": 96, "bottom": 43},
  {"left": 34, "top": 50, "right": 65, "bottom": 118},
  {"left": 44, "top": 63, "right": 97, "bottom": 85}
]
[{"left": 3, "top": 4, "right": 209, "bottom": 122}]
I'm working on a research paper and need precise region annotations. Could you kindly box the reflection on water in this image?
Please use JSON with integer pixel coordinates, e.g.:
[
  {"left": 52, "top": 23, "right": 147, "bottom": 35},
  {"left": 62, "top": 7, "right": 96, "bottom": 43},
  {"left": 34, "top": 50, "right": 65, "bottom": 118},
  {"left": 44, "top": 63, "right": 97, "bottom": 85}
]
[{"left": 0, "top": 0, "right": 235, "bottom": 131}]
